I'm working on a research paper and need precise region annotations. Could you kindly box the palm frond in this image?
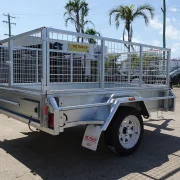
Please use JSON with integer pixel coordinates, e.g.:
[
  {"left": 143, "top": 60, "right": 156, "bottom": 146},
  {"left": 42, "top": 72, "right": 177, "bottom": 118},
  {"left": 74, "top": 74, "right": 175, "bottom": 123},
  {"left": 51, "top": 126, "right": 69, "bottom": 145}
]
[
  {"left": 64, "top": 1, "right": 78, "bottom": 14},
  {"left": 109, "top": 6, "right": 125, "bottom": 25},
  {"left": 83, "top": 20, "right": 94, "bottom": 27},
  {"left": 85, "top": 28, "right": 100, "bottom": 36},
  {"left": 85, "top": 28, "right": 101, "bottom": 44},
  {"left": 115, "top": 13, "right": 121, "bottom": 29},
  {"left": 134, "top": 3, "right": 155, "bottom": 19},
  {"left": 133, "top": 11, "right": 149, "bottom": 25},
  {"left": 65, "top": 17, "right": 76, "bottom": 27}
]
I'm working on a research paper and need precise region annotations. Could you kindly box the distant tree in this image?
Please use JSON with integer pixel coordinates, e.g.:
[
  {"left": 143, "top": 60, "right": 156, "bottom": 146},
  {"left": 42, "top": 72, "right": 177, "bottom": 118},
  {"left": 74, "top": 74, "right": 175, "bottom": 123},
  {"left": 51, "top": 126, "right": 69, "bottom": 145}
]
[
  {"left": 109, "top": 4, "right": 155, "bottom": 51},
  {"left": 85, "top": 28, "right": 100, "bottom": 44},
  {"left": 130, "top": 51, "right": 163, "bottom": 69},
  {"left": 64, "top": 0, "right": 93, "bottom": 42},
  {"left": 105, "top": 54, "right": 121, "bottom": 74}
]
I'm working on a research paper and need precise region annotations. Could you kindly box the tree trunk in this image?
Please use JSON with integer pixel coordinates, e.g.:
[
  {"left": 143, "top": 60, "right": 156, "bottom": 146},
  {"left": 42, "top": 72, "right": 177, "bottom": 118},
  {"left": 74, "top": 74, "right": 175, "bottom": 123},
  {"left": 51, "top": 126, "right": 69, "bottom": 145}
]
[
  {"left": 127, "top": 26, "right": 131, "bottom": 83},
  {"left": 76, "top": 12, "right": 80, "bottom": 42},
  {"left": 127, "top": 27, "right": 130, "bottom": 53},
  {"left": 81, "top": 27, "right": 84, "bottom": 43}
]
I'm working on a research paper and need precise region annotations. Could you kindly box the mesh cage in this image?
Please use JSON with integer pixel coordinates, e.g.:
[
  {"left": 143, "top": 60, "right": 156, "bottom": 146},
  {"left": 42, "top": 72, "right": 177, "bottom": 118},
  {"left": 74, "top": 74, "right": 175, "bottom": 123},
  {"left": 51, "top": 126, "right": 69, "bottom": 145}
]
[
  {"left": 104, "top": 41, "right": 168, "bottom": 88},
  {"left": 104, "top": 41, "right": 141, "bottom": 88},
  {"left": 48, "top": 29, "right": 101, "bottom": 90},
  {"left": 0, "top": 27, "right": 170, "bottom": 91},
  {"left": 0, "top": 45, "right": 9, "bottom": 86},
  {"left": 47, "top": 28, "right": 169, "bottom": 91},
  {"left": 142, "top": 47, "right": 167, "bottom": 86},
  {"left": 12, "top": 30, "right": 42, "bottom": 90}
]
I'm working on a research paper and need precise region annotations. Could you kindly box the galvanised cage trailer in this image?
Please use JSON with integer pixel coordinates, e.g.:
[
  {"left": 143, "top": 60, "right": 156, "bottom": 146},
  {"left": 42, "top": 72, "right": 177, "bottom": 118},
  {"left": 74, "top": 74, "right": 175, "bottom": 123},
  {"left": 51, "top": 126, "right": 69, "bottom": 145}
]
[{"left": 0, "top": 27, "right": 175, "bottom": 156}]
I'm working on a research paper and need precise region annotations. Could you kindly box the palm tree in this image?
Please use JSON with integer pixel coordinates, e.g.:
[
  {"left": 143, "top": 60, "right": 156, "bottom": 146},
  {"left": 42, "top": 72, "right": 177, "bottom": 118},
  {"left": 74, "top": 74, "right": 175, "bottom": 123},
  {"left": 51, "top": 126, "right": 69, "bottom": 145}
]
[
  {"left": 64, "top": 0, "right": 93, "bottom": 42},
  {"left": 80, "top": 6, "right": 94, "bottom": 34},
  {"left": 85, "top": 28, "right": 100, "bottom": 44},
  {"left": 109, "top": 4, "right": 155, "bottom": 51}
]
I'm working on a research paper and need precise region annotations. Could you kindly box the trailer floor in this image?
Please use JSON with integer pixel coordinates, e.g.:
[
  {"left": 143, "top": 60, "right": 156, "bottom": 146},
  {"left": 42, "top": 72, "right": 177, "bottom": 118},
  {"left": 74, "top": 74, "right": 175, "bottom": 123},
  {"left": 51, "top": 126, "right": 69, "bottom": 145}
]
[{"left": 0, "top": 89, "right": 179, "bottom": 180}]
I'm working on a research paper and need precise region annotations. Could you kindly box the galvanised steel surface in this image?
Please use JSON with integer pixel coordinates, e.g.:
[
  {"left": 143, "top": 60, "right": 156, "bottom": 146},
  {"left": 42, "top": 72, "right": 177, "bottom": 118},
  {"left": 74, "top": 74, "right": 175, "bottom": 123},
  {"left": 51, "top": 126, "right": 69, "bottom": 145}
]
[{"left": 0, "top": 27, "right": 175, "bottom": 135}]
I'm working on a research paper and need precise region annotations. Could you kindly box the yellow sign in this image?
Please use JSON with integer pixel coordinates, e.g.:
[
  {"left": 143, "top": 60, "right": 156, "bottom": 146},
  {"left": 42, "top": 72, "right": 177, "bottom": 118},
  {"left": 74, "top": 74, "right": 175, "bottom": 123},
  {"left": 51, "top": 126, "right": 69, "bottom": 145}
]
[{"left": 68, "top": 43, "right": 89, "bottom": 53}]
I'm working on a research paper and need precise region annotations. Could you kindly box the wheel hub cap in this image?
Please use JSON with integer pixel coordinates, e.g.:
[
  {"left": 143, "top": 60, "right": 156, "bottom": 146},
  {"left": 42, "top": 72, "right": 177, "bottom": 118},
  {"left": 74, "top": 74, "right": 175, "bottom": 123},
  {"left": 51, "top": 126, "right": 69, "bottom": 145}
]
[{"left": 119, "top": 115, "right": 141, "bottom": 149}]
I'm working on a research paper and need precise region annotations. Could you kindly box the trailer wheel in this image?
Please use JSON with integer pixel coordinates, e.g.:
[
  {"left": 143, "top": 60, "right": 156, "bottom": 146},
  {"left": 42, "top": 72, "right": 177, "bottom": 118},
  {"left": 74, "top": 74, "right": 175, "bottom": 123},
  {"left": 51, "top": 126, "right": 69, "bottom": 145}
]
[{"left": 104, "top": 107, "right": 143, "bottom": 156}]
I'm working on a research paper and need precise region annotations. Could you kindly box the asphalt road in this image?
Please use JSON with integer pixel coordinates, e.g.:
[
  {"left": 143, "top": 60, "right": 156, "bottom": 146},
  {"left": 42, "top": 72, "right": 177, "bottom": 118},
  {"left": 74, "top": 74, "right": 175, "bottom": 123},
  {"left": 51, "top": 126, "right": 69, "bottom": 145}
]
[{"left": 0, "top": 89, "right": 179, "bottom": 180}]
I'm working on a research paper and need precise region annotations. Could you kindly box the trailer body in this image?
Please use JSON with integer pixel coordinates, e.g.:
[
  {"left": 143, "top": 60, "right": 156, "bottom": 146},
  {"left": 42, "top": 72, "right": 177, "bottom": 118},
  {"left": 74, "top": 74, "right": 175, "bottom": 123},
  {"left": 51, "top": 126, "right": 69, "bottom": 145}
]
[{"left": 0, "top": 27, "right": 175, "bottom": 155}]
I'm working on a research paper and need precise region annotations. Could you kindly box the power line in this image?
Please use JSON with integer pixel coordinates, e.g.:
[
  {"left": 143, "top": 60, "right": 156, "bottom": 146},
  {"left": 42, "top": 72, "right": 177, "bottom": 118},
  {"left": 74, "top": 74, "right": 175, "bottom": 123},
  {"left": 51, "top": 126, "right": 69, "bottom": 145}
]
[{"left": 2, "top": 13, "right": 16, "bottom": 37}]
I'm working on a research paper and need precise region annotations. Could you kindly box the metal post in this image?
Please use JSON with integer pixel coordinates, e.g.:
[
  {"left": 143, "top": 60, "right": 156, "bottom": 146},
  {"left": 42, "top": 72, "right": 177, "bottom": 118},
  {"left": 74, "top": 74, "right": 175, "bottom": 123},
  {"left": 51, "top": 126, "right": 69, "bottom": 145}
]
[
  {"left": 139, "top": 46, "right": 143, "bottom": 87},
  {"left": 128, "top": 54, "right": 131, "bottom": 83},
  {"left": 46, "top": 28, "right": 50, "bottom": 90},
  {"left": 164, "top": 50, "right": 171, "bottom": 111},
  {"left": 8, "top": 14, "right": 11, "bottom": 37},
  {"left": 3, "top": 13, "right": 16, "bottom": 37},
  {"left": 162, "top": 0, "right": 166, "bottom": 49},
  {"left": 36, "top": 50, "right": 39, "bottom": 83},
  {"left": 42, "top": 27, "right": 48, "bottom": 92},
  {"left": 8, "top": 39, "right": 13, "bottom": 87},
  {"left": 166, "top": 50, "right": 171, "bottom": 87},
  {"left": 100, "top": 40, "right": 105, "bottom": 89},
  {"left": 70, "top": 53, "right": 73, "bottom": 82}
]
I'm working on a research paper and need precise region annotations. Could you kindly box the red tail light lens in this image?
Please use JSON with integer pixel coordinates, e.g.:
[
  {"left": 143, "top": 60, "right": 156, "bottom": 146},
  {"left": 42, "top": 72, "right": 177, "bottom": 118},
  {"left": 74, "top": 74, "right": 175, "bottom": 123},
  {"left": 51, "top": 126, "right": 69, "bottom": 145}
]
[
  {"left": 129, "top": 97, "right": 136, "bottom": 101},
  {"left": 44, "top": 106, "right": 48, "bottom": 115},
  {"left": 48, "top": 113, "right": 54, "bottom": 129}
]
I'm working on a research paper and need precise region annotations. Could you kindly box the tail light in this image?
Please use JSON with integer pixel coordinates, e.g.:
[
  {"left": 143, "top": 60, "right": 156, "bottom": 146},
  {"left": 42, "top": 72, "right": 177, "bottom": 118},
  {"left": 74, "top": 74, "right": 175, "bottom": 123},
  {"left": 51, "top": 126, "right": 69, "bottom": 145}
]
[
  {"left": 48, "top": 113, "right": 54, "bottom": 129},
  {"left": 129, "top": 97, "right": 136, "bottom": 101},
  {"left": 44, "top": 105, "right": 48, "bottom": 115}
]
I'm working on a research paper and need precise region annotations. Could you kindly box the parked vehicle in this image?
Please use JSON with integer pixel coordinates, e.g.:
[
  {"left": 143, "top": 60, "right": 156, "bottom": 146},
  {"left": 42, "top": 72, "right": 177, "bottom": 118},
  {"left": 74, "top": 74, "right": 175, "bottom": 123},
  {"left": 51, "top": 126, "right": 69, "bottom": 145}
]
[
  {"left": 0, "top": 27, "right": 175, "bottom": 156},
  {"left": 170, "top": 68, "right": 180, "bottom": 85}
]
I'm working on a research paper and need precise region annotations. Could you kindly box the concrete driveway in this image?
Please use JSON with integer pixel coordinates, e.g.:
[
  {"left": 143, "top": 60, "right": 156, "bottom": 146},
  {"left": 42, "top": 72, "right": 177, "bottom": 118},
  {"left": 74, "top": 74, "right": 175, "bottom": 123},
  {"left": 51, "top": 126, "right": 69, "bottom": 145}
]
[{"left": 0, "top": 89, "right": 179, "bottom": 180}]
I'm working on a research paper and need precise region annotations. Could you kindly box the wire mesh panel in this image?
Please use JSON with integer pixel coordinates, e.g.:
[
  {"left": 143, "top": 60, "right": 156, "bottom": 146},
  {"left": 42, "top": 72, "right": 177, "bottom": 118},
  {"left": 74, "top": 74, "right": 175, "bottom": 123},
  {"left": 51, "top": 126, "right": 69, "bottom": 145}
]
[
  {"left": 48, "top": 29, "right": 101, "bottom": 90},
  {"left": 141, "top": 47, "right": 168, "bottom": 86},
  {"left": 0, "top": 45, "right": 9, "bottom": 86},
  {"left": 50, "top": 51, "right": 71, "bottom": 83},
  {"left": 13, "top": 48, "right": 42, "bottom": 85},
  {"left": 104, "top": 40, "right": 141, "bottom": 88},
  {"left": 12, "top": 30, "right": 42, "bottom": 90},
  {"left": 0, "top": 27, "right": 170, "bottom": 92}
]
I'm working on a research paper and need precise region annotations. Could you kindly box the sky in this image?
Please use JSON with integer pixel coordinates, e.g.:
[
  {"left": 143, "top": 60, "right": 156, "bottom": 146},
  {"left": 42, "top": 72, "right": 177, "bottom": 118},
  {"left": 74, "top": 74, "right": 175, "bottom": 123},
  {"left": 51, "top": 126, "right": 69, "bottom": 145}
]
[{"left": 0, "top": 0, "right": 180, "bottom": 58}]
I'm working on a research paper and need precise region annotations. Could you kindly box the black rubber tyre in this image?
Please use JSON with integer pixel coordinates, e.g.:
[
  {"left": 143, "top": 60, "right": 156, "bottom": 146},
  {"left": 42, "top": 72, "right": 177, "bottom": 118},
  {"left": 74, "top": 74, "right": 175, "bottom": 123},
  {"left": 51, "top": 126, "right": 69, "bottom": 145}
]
[{"left": 104, "top": 107, "right": 143, "bottom": 156}]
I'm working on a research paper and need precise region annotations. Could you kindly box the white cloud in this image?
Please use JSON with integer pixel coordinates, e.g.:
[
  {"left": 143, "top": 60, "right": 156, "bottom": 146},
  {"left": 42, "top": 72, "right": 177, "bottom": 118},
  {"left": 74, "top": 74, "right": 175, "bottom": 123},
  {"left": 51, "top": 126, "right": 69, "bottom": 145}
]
[
  {"left": 166, "top": 26, "right": 180, "bottom": 40},
  {"left": 172, "top": 18, "right": 177, "bottom": 22},
  {"left": 153, "top": 40, "right": 160, "bottom": 46},
  {"left": 172, "top": 43, "right": 180, "bottom": 52},
  {"left": 166, "top": 18, "right": 171, "bottom": 23},
  {"left": 149, "top": 18, "right": 162, "bottom": 30},
  {"left": 150, "top": 18, "right": 180, "bottom": 40},
  {"left": 169, "top": 7, "right": 177, "bottom": 12}
]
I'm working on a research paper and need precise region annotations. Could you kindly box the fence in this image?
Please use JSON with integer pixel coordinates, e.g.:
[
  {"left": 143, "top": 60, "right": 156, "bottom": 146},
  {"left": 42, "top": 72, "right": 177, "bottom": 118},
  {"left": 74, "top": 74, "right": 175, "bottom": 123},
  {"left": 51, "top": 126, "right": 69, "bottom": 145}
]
[{"left": 0, "top": 27, "right": 170, "bottom": 92}]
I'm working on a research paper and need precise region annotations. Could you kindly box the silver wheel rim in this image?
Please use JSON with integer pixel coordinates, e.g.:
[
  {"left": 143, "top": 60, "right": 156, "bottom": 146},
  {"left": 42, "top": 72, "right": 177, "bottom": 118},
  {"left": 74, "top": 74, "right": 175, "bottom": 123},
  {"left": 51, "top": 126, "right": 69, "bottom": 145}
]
[{"left": 119, "top": 115, "right": 141, "bottom": 149}]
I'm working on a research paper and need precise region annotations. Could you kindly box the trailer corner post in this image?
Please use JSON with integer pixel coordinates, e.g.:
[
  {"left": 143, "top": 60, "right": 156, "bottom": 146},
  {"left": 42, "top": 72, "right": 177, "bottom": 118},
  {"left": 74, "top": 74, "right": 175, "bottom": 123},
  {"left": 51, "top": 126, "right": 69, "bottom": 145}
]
[
  {"left": 100, "top": 39, "right": 105, "bottom": 89},
  {"left": 139, "top": 46, "right": 143, "bottom": 87},
  {"left": 70, "top": 53, "right": 73, "bottom": 82},
  {"left": 128, "top": 54, "right": 131, "bottom": 83},
  {"left": 8, "top": 38, "right": 13, "bottom": 87},
  {"left": 167, "top": 49, "right": 171, "bottom": 87},
  {"left": 42, "top": 27, "right": 49, "bottom": 92},
  {"left": 46, "top": 28, "right": 50, "bottom": 90},
  {"left": 36, "top": 50, "right": 39, "bottom": 83},
  {"left": 164, "top": 49, "right": 171, "bottom": 111}
]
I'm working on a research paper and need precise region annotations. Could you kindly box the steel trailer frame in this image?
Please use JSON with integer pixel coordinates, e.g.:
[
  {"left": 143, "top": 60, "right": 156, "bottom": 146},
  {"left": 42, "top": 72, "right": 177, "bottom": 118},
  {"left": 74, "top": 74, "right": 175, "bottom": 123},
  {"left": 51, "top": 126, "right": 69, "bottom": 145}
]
[{"left": 0, "top": 27, "right": 176, "bottom": 153}]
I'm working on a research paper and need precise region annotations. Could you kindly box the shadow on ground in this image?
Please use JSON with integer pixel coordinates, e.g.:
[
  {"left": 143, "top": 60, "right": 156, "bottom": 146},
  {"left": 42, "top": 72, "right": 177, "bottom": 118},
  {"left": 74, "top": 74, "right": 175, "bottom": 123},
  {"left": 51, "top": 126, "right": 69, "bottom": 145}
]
[{"left": 0, "top": 118, "right": 179, "bottom": 180}]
